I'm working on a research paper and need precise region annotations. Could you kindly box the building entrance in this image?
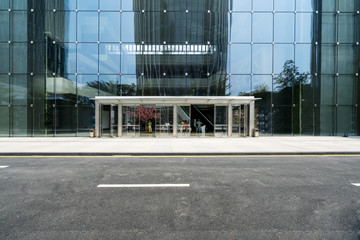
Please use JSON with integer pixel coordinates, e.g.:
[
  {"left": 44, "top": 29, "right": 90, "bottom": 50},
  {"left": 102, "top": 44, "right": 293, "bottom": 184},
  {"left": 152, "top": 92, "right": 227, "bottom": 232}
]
[
  {"left": 94, "top": 96, "right": 258, "bottom": 138},
  {"left": 191, "top": 105, "right": 214, "bottom": 136}
]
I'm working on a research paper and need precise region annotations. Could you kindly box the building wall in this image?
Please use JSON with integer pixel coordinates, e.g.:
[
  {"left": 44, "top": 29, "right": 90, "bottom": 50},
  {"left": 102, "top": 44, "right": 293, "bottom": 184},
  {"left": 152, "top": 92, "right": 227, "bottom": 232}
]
[{"left": 0, "top": 0, "right": 358, "bottom": 136}]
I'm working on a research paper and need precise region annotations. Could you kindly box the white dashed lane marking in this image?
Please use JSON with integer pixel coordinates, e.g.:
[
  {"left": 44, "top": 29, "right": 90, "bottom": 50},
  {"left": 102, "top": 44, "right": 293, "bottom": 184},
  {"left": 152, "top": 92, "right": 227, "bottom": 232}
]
[
  {"left": 0, "top": 166, "right": 9, "bottom": 168},
  {"left": 351, "top": 183, "right": 360, "bottom": 187},
  {"left": 97, "top": 184, "right": 190, "bottom": 188}
]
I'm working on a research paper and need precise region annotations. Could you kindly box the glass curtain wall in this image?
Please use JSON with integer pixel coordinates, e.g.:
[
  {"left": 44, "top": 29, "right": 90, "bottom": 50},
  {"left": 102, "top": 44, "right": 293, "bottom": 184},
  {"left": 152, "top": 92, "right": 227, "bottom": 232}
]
[{"left": 0, "top": 0, "right": 359, "bottom": 137}]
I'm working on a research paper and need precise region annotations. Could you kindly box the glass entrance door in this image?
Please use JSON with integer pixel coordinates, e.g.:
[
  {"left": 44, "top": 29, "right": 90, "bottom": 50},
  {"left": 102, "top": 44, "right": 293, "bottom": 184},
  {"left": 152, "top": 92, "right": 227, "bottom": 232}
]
[
  {"left": 155, "top": 106, "right": 173, "bottom": 137},
  {"left": 232, "top": 105, "right": 249, "bottom": 137},
  {"left": 122, "top": 106, "right": 139, "bottom": 137},
  {"left": 191, "top": 105, "right": 215, "bottom": 136},
  {"left": 215, "top": 106, "right": 227, "bottom": 137},
  {"left": 100, "top": 105, "right": 117, "bottom": 137},
  {"left": 177, "top": 106, "right": 190, "bottom": 137}
]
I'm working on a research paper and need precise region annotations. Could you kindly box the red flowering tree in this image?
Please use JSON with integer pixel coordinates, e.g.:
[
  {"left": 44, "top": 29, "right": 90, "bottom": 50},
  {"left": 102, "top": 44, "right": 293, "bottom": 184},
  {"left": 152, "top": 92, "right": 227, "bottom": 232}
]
[{"left": 127, "top": 106, "right": 160, "bottom": 123}]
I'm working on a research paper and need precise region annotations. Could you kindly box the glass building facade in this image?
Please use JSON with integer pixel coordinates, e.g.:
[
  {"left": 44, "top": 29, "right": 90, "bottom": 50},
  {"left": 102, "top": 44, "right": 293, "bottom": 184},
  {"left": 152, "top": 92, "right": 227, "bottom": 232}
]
[{"left": 0, "top": 0, "right": 359, "bottom": 137}]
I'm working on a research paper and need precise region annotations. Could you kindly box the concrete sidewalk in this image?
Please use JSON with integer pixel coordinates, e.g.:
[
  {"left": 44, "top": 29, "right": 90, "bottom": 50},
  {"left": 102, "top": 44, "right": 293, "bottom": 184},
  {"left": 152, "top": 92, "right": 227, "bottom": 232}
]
[{"left": 0, "top": 136, "right": 360, "bottom": 155}]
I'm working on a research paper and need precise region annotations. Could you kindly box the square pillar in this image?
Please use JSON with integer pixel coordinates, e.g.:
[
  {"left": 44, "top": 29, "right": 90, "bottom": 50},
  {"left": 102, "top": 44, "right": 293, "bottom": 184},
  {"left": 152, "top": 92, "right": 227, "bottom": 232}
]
[
  {"left": 173, "top": 105, "right": 177, "bottom": 137},
  {"left": 118, "top": 104, "right": 122, "bottom": 137},
  {"left": 95, "top": 101, "right": 100, "bottom": 137},
  {"left": 228, "top": 104, "right": 232, "bottom": 137},
  {"left": 110, "top": 105, "right": 114, "bottom": 137},
  {"left": 249, "top": 101, "right": 255, "bottom": 137}
]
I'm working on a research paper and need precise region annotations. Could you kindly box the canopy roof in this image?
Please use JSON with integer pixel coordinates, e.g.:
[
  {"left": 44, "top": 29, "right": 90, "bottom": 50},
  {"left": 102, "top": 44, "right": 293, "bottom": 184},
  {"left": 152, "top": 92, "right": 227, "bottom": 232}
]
[{"left": 94, "top": 96, "right": 260, "bottom": 106}]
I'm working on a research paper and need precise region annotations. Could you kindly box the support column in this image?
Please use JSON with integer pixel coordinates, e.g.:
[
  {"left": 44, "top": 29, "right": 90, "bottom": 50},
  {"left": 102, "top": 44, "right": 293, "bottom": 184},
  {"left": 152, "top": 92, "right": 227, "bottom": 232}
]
[
  {"left": 173, "top": 104, "right": 177, "bottom": 137},
  {"left": 118, "top": 104, "right": 122, "bottom": 137},
  {"left": 249, "top": 101, "right": 255, "bottom": 137},
  {"left": 110, "top": 105, "right": 114, "bottom": 137},
  {"left": 228, "top": 104, "right": 232, "bottom": 137},
  {"left": 95, "top": 101, "right": 100, "bottom": 137}
]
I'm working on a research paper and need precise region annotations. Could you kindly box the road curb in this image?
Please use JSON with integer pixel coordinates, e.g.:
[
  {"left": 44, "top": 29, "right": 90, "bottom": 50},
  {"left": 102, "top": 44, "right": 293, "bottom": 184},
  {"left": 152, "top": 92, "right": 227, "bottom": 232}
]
[{"left": 1, "top": 152, "right": 360, "bottom": 156}]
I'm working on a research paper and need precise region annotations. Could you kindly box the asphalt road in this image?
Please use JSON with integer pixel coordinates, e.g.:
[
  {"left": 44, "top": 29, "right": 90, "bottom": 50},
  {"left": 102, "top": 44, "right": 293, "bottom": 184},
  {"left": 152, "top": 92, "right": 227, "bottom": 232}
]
[{"left": 0, "top": 155, "right": 360, "bottom": 240}]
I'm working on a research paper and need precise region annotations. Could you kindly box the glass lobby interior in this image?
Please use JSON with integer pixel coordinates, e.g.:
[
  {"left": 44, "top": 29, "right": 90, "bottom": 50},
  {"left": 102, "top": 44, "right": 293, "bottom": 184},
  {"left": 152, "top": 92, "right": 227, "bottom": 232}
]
[{"left": 95, "top": 96, "right": 258, "bottom": 137}]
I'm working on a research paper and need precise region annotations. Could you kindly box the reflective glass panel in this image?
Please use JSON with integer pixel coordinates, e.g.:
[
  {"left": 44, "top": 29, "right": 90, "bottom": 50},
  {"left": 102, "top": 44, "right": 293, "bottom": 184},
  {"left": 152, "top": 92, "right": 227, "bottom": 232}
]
[
  {"left": 0, "top": 1, "right": 9, "bottom": 9},
  {"left": 56, "top": 11, "right": 76, "bottom": 42},
  {"left": 77, "top": 12, "right": 98, "bottom": 42},
  {"left": 0, "top": 44, "right": 9, "bottom": 73},
  {"left": 121, "top": 12, "right": 136, "bottom": 42},
  {"left": 78, "top": 105, "right": 95, "bottom": 136},
  {"left": 231, "top": 13, "right": 251, "bottom": 43},
  {"left": 253, "top": 13, "right": 273, "bottom": 43},
  {"left": 231, "top": 0, "right": 251, "bottom": 11},
  {"left": 120, "top": 75, "right": 140, "bottom": 96},
  {"left": 77, "top": 75, "right": 98, "bottom": 102},
  {"left": 187, "top": 0, "right": 209, "bottom": 11},
  {"left": 230, "top": 44, "right": 251, "bottom": 74},
  {"left": 319, "top": 106, "right": 335, "bottom": 135},
  {"left": 272, "top": 106, "right": 292, "bottom": 134},
  {"left": 273, "top": 73, "right": 293, "bottom": 106},
  {"left": 274, "top": 0, "right": 294, "bottom": 11},
  {"left": 78, "top": 0, "right": 98, "bottom": 10},
  {"left": 100, "top": 0, "right": 120, "bottom": 10},
  {"left": 121, "top": 44, "right": 140, "bottom": 74},
  {"left": 187, "top": 12, "right": 209, "bottom": 43},
  {"left": 321, "top": 14, "right": 336, "bottom": 43},
  {"left": 253, "top": 0, "right": 273, "bottom": 11},
  {"left": 209, "top": 74, "right": 230, "bottom": 96},
  {"left": 252, "top": 75, "right": 272, "bottom": 106},
  {"left": 10, "top": 75, "right": 27, "bottom": 105},
  {"left": 337, "top": 106, "right": 356, "bottom": 136},
  {"left": 274, "top": 13, "right": 294, "bottom": 43},
  {"left": 100, "top": 12, "right": 120, "bottom": 42},
  {"left": 0, "top": 12, "right": 9, "bottom": 41},
  {"left": 55, "top": 0, "right": 77, "bottom": 10},
  {"left": 99, "top": 43, "right": 120, "bottom": 74},
  {"left": 56, "top": 74, "right": 76, "bottom": 105},
  {"left": 339, "top": 0, "right": 355, "bottom": 12},
  {"left": 274, "top": 44, "right": 294, "bottom": 74},
  {"left": 322, "top": 0, "right": 336, "bottom": 12},
  {"left": 122, "top": 0, "right": 134, "bottom": 11},
  {"left": 0, "top": 106, "right": 9, "bottom": 136},
  {"left": 320, "top": 45, "right": 335, "bottom": 74},
  {"left": 252, "top": 44, "right": 272, "bottom": 74},
  {"left": 338, "top": 14, "right": 355, "bottom": 43},
  {"left": 338, "top": 45, "right": 357, "bottom": 74},
  {"left": 337, "top": 76, "right": 357, "bottom": 105},
  {"left": 295, "top": 44, "right": 312, "bottom": 73},
  {"left": 77, "top": 43, "right": 98, "bottom": 74},
  {"left": 12, "top": 11, "right": 27, "bottom": 42},
  {"left": 296, "top": 0, "right": 315, "bottom": 11},
  {"left": 99, "top": 75, "right": 120, "bottom": 96},
  {"left": 0, "top": 75, "right": 9, "bottom": 105},
  {"left": 230, "top": 75, "right": 251, "bottom": 96},
  {"left": 55, "top": 106, "right": 76, "bottom": 136},
  {"left": 12, "top": 0, "right": 27, "bottom": 10},
  {"left": 11, "top": 106, "right": 28, "bottom": 136},
  {"left": 11, "top": 43, "right": 27, "bottom": 74},
  {"left": 320, "top": 76, "right": 335, "bottom": 105},
  {"left": 296, "top": 13, "right": 313, "bottom": 43},
  {"left": 62, "top": 43, "right": 77, "bottom": 74}
]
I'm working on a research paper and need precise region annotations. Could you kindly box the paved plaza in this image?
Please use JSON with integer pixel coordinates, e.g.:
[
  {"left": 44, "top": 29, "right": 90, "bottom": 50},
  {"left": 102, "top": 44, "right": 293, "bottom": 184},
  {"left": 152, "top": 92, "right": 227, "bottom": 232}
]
[{"left": 0, "top": 136, "right": 360, "bottom": 155}]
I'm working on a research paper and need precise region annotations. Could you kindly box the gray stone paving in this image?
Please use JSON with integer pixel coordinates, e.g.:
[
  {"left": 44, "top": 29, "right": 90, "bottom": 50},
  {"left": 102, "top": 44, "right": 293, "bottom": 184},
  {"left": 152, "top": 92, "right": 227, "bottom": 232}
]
[{"left": 0, "top": 136, "right": 360, "bottom": 154}]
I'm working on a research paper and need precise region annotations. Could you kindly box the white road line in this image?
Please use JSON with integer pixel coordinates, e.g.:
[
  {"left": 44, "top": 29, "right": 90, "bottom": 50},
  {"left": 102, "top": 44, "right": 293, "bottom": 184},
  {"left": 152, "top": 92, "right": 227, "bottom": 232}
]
[
  {"left": 351, "top": 183, "right": 360, "bottom": 187},
  {"left": 0, "top": 166, "right": 9, "bottom": 168},
  {"left": 97, "top": 184, "right": 190, "bottom": 188}
]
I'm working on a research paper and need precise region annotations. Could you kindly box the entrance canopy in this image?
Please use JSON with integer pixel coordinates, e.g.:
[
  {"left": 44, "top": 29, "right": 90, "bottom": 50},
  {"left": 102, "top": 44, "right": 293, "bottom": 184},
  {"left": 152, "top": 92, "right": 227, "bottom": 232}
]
[
  {"left": 94, "top": 96, "right": 260, "bottom": 138},
  {"left": 94, "top": 96, "right": 259, "bottom": 105}
]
